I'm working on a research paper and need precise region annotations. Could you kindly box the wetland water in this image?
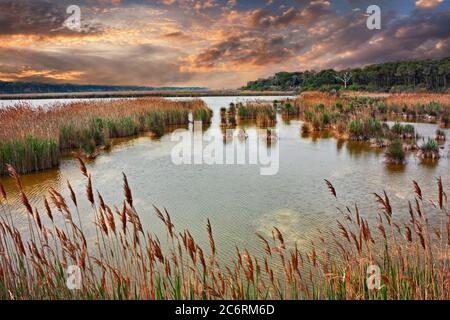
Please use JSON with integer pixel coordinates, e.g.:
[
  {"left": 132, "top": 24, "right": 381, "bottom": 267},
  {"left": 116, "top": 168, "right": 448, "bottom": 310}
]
[{"left": 1, "top": 96, "right": 449, "bottom": 262}]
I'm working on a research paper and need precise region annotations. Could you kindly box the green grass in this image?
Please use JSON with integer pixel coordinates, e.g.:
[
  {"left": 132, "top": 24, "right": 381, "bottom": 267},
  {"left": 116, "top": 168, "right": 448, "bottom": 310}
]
[
  {"left": 0, "top": 136, "right": 59, "bottom": 175},
  {"left": 385, "top": 140, "right": 405, "bottom": 164},
  {"left": 348, "top": 120, "right": 363, "bottom": 138},
  {"left": 420, "top": 138, "right": 439, "bottom": 153},
  {"left": 193, "top": 108, "right": 213, "bottom": 123}
]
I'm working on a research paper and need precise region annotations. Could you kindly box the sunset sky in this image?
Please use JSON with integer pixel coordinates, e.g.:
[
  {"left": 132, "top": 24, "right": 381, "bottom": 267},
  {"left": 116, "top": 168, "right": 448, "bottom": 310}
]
[{"left": 0, "top": 0, "right": 449, "bottom": 89}]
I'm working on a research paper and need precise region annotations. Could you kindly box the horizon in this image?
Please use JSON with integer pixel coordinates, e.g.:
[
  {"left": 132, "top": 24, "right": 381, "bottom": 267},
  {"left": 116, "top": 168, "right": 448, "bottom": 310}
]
[
  {"left": 1, "top": 55, "right": 449, "bottom": 90},
  {"left": 0, "top": 0, "right": 449, "bottom": 89}
]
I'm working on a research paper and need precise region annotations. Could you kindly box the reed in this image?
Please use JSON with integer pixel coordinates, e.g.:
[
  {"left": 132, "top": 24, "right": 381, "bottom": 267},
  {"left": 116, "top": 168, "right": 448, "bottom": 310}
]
[
  {"left": 237, "top": 102, "right": 259, "bottom": 120},
  {"left": 279, "top": 101, "right": 299, "bottom": 116},
  {"left": 418, "top": 138, "right": 441, "bottom": 159},
  {"left": 301, "top": 123, "right": 311, "bottom": 135},
  {"left": 385, "top": 140, "right": 406, "bottom": 164},
  {"left": 296, "top": 93, "right": 443, "bottom": 158},
  {"left": 298, "top": 92, "right": 342, "bottom": 110},
  {"left": 298, "top": 92, "right": 450, "bottom": 125},
  {"left": 0, "top": 98, "right": 210, "bottom": 175},
  {"left": 0, "top": 136, "right": 60, "bottom": 174},
  {"left": 256, "top": 106, "right": 277, "bottom": 128},
  {"left": 235, "top": 102, "right": 277, "bottom": 128},
  {"left": 193, "top": 107, "right": 213, "bottom": 124},
  {"left": 386, "top": 94, "right": 450, "bottom": 110},
  {"left": 0, "top": 163, "right": 448, "bottom": 300},
  {"left": 441, "top": 113, "right": 450, "bottom": 128},
  {"left": 436, "top": 129, "right": 446, "bottom": 141},
  {"left": 390, "top": 123, "right": 416, "bottom": 139}
]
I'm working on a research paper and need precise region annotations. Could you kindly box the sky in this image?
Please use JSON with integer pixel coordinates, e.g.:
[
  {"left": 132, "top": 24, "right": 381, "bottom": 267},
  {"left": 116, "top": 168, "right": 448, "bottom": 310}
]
[{"left": 0, "top": 0, "right": 449, "bottom": 89}]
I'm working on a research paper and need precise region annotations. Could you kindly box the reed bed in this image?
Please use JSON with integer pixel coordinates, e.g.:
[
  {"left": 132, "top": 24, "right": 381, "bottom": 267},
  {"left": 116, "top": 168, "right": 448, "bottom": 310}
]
[
  {"left": 298, "top": 92, "right": 343, "bottom": 110},
  {"left": 192, "top": 105, "right": 213, "bottom": 124},
  {"left": 219, "top": 104, "right": 237, "bottom": 129},
  {"left": 280, "top": 101, "right": 300, "bottom": 116},
  {"left": 297, "top": 92, "right": 448, "bottom": 162},
  {"left": 235, "top": 102, "right": 277, "bottom": 128},
  {"left": 341, "top": 91, "right": 450, "bottom": 107},
  {"left": 299, "top": 92, "right": 450, "bottom": 120},
  {"left": 354, "top": 93, "right": 449, "bottom": 127},
  {"left": 300, "top": 101, "right": 416, "bottom": 142},
  {"left": 256, "top": 106, "right": 276, "bottom": 128},
  {"left": 0, "top": 98, "right": 210, "bottom": 175},
  {"left": 386, "top": 93, "right": 450, "bottom": 110},
  {"left": 236, "top": 102, "right": 260, "bottom": 120},
  {"left": 221, "top": 102, "right": 280, "bottom": 129},
  {"left": 0, "top": 161, "right": 448, "bottom": 300}
]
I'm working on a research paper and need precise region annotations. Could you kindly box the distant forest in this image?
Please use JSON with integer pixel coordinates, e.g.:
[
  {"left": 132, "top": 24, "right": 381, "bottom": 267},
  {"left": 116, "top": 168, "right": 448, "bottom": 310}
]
[
  {"left": 0, "top": 82, "right": 208, "bottom": 94},
  {"left": 243, "top": 57, "right": 450, "bottom": 93}
]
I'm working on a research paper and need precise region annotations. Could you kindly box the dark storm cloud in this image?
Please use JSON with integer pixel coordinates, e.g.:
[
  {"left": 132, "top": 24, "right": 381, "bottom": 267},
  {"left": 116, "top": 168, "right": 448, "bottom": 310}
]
[
  {"left": 189, "top": 1, "right": 450, "bottom": 73},
  {"left": 192, "top": 33, "right": 296, "bottom": 69},
  {"left": 190, "top": 1, "right": 334, "bottom": 69},
  {"left": 243, "top": 0, "right": 332, "bottom": 29},
  {"left": 313, "top": 8, "right": 450, "bottom": 70}
]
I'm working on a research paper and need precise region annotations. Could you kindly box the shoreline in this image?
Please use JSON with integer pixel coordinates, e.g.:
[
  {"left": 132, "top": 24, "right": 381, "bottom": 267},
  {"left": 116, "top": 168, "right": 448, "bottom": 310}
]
[{"left": 0, "top": 90, "right": 295, "bottom": 100}]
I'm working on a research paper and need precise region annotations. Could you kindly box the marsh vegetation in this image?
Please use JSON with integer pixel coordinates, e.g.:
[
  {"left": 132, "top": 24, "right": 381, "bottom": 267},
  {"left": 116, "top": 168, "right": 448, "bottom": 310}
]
[
  {"left": 220, "top": 101, "right": 291, "bottom": 129},
  {"left": 0, "top": 95, "right": 448, "bottom": 301},
  {"left": 297, "top": 92, "right": 449, "bottom": 164},
  {"left": 0, "top": 98, "right": 210, "bottom": 175}
]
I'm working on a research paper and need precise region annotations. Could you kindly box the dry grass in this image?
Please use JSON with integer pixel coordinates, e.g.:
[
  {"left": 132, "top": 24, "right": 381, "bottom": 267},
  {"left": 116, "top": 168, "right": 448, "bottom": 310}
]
[
  {"left": 341, "top": 91, "right": 450, "bottom": 106},
  {"left": 386, "top": 93, "right": 450, "bottom": 109},
  {"left": 341, "top": 91, "right": 392, "bottom": 99},
  {"left": 297, "top": 92, "right": 449, "bottom": 152},
  {"left": 0, "top": 98, "right": 210, "bottom": 175},
  {"left": 0, "top": 161, "right": 448, "bottom": 300},
  {"left": 232, "top": 102, "right": 278, "bottom": 128},
  {"left": 298, "top": 92, "right": 342, "bottom": 109},
  {"left": 0, "top": 98, "right": 206, "bottom": 143},
  {"left": 300, "top": 91, "right": 450, "bottom": 110}
]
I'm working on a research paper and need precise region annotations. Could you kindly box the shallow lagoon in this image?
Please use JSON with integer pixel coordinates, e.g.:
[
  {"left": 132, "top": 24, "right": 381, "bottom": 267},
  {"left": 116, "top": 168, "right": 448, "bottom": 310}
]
[{"left": 1, "top": 96, "right": 449, "bottom": 263}]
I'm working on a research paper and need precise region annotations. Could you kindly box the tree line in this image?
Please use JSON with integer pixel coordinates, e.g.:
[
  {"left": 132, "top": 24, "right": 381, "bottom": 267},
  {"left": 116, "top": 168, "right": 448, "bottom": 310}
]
[
  {"left": 0, "top": 81, "right": 208, "bottom": 94},
  {"left": 242, "top": 56, "right": 450, "bottom": 92}
]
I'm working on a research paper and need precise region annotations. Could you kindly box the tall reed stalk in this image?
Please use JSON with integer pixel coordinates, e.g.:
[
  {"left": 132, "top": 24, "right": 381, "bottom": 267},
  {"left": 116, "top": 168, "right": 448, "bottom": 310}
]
[{"left": 0, "top": 162, "right": 448, "bottom": 300}]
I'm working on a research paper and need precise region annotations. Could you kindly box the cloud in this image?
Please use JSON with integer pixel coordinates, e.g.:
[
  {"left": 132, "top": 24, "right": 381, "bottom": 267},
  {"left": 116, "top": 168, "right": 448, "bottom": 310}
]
[
  {"left": 0, "top": 0, "right": 102, "bottom": 37},
  {"left": 0, "top": 0, "right": 448, "bottom": 88},
  {"left": 160, "top": 0, "right": 177, "bottom": 5},
  {"left": 188, "top": 33, "right": 296, "bottom": 72},
  {"left": 299, "top": 9, "right": 450, "bottom": 70},
  {"left": 162, "top": 31, "right": 193, "bottom": 41},
  {"left": 416, "top": 0, "right": 444, "bottom": 9},
  {"left": 0, "top": 44, "right": 194, "bottom": 86}
]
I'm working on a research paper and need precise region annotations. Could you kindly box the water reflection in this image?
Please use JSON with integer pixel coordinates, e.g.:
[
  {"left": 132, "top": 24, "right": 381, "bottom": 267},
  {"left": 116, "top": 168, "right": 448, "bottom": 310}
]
[
  {"left": 336, "top": 139, "right": 345, "bottom": 151},
  {"left": 345, "top": 141, "right": 378, "bottom": 159},
  {"left": 385, "top": 162, "right": 407, "bottom": 174}
]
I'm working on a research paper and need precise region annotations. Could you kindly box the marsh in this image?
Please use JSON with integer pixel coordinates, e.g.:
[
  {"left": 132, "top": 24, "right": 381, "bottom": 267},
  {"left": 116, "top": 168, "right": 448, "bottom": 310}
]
[{"left": 0, "top": 96, "right": 448, "bottom": 266}]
